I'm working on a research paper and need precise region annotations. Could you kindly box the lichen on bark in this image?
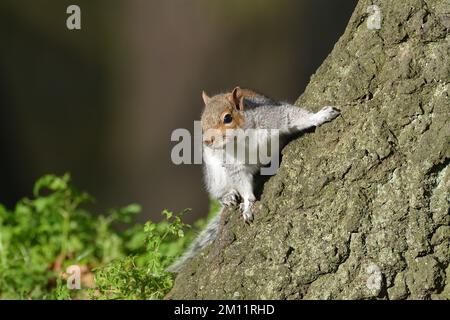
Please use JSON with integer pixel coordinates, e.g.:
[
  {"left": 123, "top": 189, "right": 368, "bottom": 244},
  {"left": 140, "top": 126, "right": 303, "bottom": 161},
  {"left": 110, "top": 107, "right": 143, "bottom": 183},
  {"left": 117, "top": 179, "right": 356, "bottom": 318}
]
[{"left": 169, "top": 0, "right": 450, "bottom": 299}]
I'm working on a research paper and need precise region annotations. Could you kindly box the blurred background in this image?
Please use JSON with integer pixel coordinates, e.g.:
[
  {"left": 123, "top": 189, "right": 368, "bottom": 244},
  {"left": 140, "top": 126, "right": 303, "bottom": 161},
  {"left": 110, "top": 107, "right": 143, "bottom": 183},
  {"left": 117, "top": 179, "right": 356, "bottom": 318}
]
[{"left": 0, "top": 0, "right": 357, "bottom": 223}]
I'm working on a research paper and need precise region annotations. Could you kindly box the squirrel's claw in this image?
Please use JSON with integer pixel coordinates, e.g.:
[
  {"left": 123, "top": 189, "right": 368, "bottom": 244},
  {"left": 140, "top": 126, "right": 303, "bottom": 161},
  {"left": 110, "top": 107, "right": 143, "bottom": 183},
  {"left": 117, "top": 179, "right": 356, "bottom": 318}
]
[
  {"left": 220, "top": 190, "right": 241, "bottom": 207},
  {"left": 240, "top": 201, "right": 254, "bottom": 223},
  {"left": 314, "top": 106, "right": 341, "bottom": 125}
]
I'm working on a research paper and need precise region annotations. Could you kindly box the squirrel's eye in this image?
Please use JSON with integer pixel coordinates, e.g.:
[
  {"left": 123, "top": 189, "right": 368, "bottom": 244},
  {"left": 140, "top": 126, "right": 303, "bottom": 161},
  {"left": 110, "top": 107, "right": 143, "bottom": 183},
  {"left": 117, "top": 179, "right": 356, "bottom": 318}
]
[{"left": 223, "top": 114, "right": 233, "bottom": 124}]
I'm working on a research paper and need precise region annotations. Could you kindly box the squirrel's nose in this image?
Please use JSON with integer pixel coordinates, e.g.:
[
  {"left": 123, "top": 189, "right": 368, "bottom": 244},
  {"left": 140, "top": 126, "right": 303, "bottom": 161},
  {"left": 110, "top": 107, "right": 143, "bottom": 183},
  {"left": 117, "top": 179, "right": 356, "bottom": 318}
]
[{"left": 203, "top": 136, "right": 215, "bottom": 145}]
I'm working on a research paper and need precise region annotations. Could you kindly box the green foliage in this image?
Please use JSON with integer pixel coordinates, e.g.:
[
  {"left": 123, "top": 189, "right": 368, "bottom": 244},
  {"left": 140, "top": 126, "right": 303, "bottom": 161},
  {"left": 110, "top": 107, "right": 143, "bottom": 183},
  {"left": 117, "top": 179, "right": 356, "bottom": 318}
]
[
  {"left": 92, "top": 210, "right": 189, "bottom": 299},
  {"left": 0, "top": 174, "right": 216, "bottom": 299}
]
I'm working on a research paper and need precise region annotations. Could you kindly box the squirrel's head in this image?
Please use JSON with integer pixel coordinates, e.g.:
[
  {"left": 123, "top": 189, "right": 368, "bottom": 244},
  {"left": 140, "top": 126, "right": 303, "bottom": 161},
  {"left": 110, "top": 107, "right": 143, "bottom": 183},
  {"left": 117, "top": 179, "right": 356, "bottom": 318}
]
[{"left": 200, "top": 87, "right": 245, "bottom": 148}]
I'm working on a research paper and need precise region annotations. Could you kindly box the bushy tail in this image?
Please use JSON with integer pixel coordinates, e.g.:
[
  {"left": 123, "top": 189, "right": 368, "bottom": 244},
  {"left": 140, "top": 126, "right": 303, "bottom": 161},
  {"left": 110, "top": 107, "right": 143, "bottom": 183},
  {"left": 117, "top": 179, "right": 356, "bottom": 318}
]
[{"left": 166, "top": 208, "right": 223, "bottom": 273}]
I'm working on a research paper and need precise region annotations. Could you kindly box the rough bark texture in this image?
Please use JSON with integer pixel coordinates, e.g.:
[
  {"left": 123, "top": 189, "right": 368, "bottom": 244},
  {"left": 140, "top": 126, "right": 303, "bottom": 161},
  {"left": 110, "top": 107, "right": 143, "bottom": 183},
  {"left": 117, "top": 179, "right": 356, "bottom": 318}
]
[{"left": 170, "top": 0, "right": 450, "bottom": 299}]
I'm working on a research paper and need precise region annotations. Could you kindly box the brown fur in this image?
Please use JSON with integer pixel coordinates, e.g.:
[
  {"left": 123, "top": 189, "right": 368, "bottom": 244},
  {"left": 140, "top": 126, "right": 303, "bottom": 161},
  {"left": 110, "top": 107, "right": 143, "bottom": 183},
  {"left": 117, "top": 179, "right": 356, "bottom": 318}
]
[{"left": 201, "top": 87, "right": 247, "bottom": 144}]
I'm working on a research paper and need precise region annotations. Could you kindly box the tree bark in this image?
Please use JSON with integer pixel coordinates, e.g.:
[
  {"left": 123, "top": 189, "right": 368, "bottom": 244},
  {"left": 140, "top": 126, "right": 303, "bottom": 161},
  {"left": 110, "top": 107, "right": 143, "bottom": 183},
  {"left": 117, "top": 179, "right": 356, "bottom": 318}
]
[{"left": 169, "top": 0, "right": 450, "bottom": 299}]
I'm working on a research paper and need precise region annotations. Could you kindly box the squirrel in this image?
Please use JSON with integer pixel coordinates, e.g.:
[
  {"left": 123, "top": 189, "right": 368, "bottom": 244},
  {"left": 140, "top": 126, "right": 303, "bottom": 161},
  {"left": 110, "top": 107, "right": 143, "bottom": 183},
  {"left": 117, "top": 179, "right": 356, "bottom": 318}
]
[{"left": 167, "top": 87, "right": 340, "bottom": 272}]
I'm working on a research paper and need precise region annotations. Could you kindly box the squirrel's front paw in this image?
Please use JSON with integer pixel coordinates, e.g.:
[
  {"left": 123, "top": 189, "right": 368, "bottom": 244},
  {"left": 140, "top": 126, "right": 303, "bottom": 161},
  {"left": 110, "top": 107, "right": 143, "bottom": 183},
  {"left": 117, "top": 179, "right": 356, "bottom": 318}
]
[
  {"left": 315, "top": 106, "right": 340, "bottom": 125},
  {"left": 239, "top": 201, "right": 254, "bottom": 223},
  {"left": 220, "top": 190, "right": 241, "bottom": 207}
]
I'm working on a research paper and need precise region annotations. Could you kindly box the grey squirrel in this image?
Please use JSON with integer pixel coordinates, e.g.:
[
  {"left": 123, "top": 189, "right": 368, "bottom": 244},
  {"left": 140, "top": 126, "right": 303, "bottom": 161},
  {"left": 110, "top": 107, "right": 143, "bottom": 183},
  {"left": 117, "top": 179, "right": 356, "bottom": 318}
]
[{"left": 167, "top": 87, "right": 340, "bottom": 272}]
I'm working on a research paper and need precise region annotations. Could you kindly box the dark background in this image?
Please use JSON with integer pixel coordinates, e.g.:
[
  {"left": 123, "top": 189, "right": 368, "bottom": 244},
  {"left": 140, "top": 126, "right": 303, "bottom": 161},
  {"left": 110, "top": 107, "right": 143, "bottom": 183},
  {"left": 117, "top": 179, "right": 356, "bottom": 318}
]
[{"left": 0, "top": 0, "right": 357, "bottom": 222}]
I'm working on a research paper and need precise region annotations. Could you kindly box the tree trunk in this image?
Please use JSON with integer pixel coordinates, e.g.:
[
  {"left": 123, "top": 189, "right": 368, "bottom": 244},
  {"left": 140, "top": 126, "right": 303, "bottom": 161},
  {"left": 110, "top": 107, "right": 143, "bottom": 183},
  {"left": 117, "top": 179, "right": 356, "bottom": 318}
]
[{"left": 169, "top": 0, "right": 450, "bottom": 299}]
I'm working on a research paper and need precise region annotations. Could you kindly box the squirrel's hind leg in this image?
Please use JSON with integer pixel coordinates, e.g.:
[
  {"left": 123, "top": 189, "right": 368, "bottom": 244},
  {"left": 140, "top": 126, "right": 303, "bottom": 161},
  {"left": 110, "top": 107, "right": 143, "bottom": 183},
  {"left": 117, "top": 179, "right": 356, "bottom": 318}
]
[{"left": 235, "top": 171, "right": 256, "bottom": 223}]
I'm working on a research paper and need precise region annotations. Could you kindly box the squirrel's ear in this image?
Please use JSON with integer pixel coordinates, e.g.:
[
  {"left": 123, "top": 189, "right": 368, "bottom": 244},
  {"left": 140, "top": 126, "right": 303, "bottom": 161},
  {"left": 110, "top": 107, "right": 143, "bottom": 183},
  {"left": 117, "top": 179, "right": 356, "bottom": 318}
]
[
  {"left": 230, "top": 86, "right": 244, "bottom": 111},
  {"left": 202, "top": 91, "right": 211, "bottom": 105},
  {"left": 238, "top": 96, "right": 245, "bottom": 111}
]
